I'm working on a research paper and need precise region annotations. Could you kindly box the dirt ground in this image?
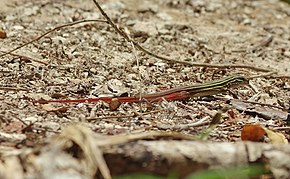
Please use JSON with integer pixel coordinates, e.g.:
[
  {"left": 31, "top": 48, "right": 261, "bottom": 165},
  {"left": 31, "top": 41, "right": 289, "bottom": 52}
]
[{"left": 0, "top": 0, "right": 289, "bottom": 150}]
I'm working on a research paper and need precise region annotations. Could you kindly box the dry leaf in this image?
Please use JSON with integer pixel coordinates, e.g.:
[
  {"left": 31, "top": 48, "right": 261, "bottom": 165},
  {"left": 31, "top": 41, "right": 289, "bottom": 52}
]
[
  {"left": 109, "top": 98, "right": 121, "bottom": 111},
  {"left": 107, "top": 79, "right": 129, "bottom": 96},
  {"left": 57, "top": 124, "right": 111, "bottom": 179},
  {"left": 241, "top": 124, "right": 266, "bottom": 142},
  {"left": 0, "top": 28, "right": 6, "bottom": 39},
  {"left": 227, "top": 109, "right": 249, "bottom": 122},
  {"left": 263, "top": 128, "right": 288, "bottom": 144},
  {"left": 50, "top": 93, "right": 67, "bottom": 99}
]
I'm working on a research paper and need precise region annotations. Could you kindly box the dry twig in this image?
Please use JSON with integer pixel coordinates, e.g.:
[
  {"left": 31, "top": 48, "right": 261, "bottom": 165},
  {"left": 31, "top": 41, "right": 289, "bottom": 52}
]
[
  {"left": 0, "top": 50, "right": 49, "bottom": 65},
  {"left": 157, "top": 116, "right": 210, "bottom": 130},
  {"left": 248, "top": 72, "right": 277, "bottom": 79},
  {"left": 0, "top": 86, "right": 28, "bottom": 91},
  {"left": 0, "top": 19, "right": 107, "bottom": 58},
  {"left": 214, "top": 97, "right": 289, "bottom": 112},
  {"left": 87, "top": 109, "right": 165, "bottom": 121},
  {"left": 92, "top": 0, "right": 272, "bottom": 72},
  {"left": 248, "top": 35, "right": 273, "bottom": 52}
]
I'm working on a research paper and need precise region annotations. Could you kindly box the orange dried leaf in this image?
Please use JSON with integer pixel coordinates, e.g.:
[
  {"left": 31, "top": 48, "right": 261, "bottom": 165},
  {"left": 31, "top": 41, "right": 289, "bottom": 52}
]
[
  {"left": 241, "top": 124, "right": 266, "bottom": 142},
  {"left": 0, "top": 29, "right": 6, "bottom": 39}
]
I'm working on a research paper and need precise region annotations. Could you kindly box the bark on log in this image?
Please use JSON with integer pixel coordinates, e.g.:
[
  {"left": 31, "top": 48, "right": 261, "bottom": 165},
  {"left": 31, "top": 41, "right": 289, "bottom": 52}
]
[
  {"left": 0, "top": 126, "right": 289, "bottom": 179},
  {"left": 103, "top": 141, "right": 290, "bottom": 178}
]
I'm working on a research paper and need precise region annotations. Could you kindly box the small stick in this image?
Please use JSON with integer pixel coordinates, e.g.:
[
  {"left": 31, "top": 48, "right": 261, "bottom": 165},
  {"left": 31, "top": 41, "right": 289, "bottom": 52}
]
[
  {"left": 231, "top": 35, "right": 273, "bottom": 53},
  {"left": 0, "top": 86, "right": 28, "bottom": 91},
  {"left": 86, "top": 109, "right": 165, "bottom": 121},
  {"left": 273, "top": 126, "right": 290, "bottom": 131},
  {"left": 247, "top": 72, "right": 277, "bottom": 79},
  {"left": 247, "top": 35, "right": 273, "bottom": 52},
  {"left": 92, "top": 0, "right": 272, "bottom": 72},
  {"left": 0, "top": 50, "right": 49, "bottom": 65},
  {"left": 249, "top": 72, "right": 290, "bottom": 80},
  {"left": 0, "top": 19, "right": 107, "bottom": 58},
  {"left": 243, "top": 99, "right": 288, "bottom": 111},
  {"left": 130, "top": 41, "right": 144, "bottom": 111},
  {"left": 157, "top": 116, "right": 210, "bottom": 130},
  {"left": 269, "top": 75, "right": 290, "bottom": 79},
  {"left": 10, "top": 113, "right": 60, "bottom": 134},
  {"left": 214, "top": 96, "right": 288, "bottom": 112}
]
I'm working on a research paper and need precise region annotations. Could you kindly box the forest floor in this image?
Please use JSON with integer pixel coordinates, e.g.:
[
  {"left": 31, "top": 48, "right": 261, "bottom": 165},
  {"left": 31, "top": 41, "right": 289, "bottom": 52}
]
[{"left": 0, "top": 0, "right": 290, "bottom": 177}]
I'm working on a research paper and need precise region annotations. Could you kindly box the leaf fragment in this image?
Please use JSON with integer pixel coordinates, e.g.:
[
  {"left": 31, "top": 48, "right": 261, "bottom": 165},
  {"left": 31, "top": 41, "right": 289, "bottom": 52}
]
[
  {"left": 241, "top": 124, "right": 266, "bottom": 142},
  {"left": 0, "top": 28, "right": 6, "bottom": 39},
  {"left": 263, "top": 128, "right": 288, "bottom": 144}
]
